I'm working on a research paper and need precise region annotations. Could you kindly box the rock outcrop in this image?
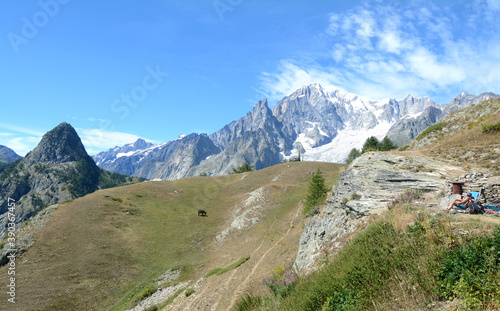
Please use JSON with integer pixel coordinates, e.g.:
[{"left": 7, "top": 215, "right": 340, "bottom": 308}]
[
  {"left": 0, "top": 123, "right": 100, "bottom": 237},
  {"left": 295, "top": 152, "right": 463, "bottom": 272}
]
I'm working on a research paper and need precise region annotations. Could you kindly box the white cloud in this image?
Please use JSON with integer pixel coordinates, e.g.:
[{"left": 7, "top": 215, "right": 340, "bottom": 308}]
[
  {"left": 76, "top": 128, "right": 150, "bottom": 155},
  {"left": 0, "top": 123, "right": 44, "bottom": 137},
  {"left": 259, "top": 0, "right": 500, "bottom": 103},
  {"left": 0, "top": 123, "right": 154, "bottom": 157},
  {"left": 0, "top": 136, "right": 41, "bottom": 157}
]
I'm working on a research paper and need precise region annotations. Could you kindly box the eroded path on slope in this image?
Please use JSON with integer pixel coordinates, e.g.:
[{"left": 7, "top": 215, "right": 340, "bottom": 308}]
[{"left": 165, "top": 167, "right": 310, "bottom": 311}]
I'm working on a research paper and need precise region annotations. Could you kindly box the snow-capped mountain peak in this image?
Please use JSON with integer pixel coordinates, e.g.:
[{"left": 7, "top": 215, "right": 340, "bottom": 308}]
[{"left": 93, "top": 84, "right": 499, "bottom": 180}]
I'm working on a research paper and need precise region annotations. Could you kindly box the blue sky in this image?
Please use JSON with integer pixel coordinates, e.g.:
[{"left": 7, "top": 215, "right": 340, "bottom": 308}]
[{"left": 1, "top": 0, "right": 499, "bottom": 156}]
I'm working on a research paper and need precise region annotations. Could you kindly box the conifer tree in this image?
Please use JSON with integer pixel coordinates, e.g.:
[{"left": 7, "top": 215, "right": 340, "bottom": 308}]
[
  {"left": 345, "top": 148, "right": 361, "bottom": 164},
  {"left": 232, "top": 162, "right": 254, "bottom": 174},
  {"left": 304, "top": 168, "right": 329, "bottom": 214}
]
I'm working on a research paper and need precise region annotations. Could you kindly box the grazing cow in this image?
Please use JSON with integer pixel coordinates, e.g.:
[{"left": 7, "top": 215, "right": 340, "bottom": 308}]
[{"left": 198, "top": 210, "right": 207, "bottom": 216}]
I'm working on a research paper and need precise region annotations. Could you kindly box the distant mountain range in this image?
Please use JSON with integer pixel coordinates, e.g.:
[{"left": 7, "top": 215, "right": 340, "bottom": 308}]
[
  {"left": 0, "top": 145, "right": 22, "bottom": 167},
  {"left": 93, "top": 84, "right": 499, "bottom": 180},
  {"left": 0, "top": 84, "right": 497, "bottom": 238}
]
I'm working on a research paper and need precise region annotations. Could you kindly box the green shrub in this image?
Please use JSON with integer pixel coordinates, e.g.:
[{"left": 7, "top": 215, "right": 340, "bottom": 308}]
[
  {"left": 112, "top": 197, "right": 123, "bottom": 202},
  {"left": 185, "top": 288, "right": 195, "bottom": 297},
  {"left": 482, "top": 121, "right": 500, "bottom": 133},
  {"left": 134, "top": 284, "right": 157, "bottom": 303},
  {"left": 282, "top": 219, "right": 440, "bottom": 310},
  {"left": 398, "top": 144, "right": 409, "bottom": 151},
  {"left": 232, "top": 162, "right": 254, "bottom": 174},
  {"left": 321, "top": 288, "right": 358, "bottom": 311},
  {"left": 263, "top": 261, "right": 298, "bottom": 298},
  {"left": 235, "top": 294, "right": 263, "bottom": 311},
  {"left": 438, "top": 227, "right": 500, "bottom": 308}
]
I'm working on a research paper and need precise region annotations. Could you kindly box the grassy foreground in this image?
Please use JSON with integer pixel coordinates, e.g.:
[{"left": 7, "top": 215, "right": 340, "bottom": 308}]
[
  {"left": 238, "top": 189, "right": 500, "bottom": 311},
  {"left": 0, "top": 161, "right": 343, "bottom": 311}
]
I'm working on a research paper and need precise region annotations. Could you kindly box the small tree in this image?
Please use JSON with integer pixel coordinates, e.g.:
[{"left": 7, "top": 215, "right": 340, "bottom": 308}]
[
  {"left": 303, "top": 168, "right": 329, "bottom": 215},
  {"left": 232, "top": 162, "right": 254, "bottom": 174},
  {"left": 362, "top": 136, "right": 380, "bottom": 152},
  {"left": 345, "top": 148, "right": 361, "bottom": 164},
  {"left": 378, "top": 136, "right": 398, "bottom": 151}
]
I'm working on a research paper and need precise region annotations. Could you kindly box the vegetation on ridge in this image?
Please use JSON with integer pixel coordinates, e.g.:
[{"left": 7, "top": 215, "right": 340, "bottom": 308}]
[{"left": 345, "top": 136, "right": 398, "bottom": 164}]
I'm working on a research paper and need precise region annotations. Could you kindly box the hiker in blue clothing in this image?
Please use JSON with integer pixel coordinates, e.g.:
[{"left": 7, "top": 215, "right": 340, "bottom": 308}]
[{"left": 444, "top": 192, "right": 473, "bottom": 211}]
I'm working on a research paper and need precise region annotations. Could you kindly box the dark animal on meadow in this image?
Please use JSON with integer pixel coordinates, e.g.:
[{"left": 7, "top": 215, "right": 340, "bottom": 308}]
[{"left": 198, "top": 210, "right": 207, "bottom": 216}]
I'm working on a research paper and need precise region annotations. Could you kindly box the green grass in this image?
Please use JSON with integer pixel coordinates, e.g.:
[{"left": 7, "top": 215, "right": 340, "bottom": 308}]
[
  {"left": 243, "top": 191, "right": 500, "bottom": 311},
  {"left": 185, "top": 288, "right": 195, "bottom": 297},
  {"left": 482, "top": 121, "right": 500, "bottom": 133},
  {"left": 0, "top": 161, "right": 344, "bottom": 311},
  {"left": 235, "top": 294, "right": 263, "bottom": 311},
  {"left": 416, "top": 121, "right": 448, "bottom": 140},
  {"left": 205, "top": 255, "right": 251, "bottom": 278}
]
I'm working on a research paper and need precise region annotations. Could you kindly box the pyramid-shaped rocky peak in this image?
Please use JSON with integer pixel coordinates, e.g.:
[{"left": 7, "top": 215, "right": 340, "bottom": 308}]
[{"left": 26, "top": 122, "right": 90, "bottom": 164}]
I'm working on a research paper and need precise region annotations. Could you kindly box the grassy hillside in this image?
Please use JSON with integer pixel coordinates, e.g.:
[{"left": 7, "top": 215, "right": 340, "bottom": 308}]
[
  {"left": 411, "top": 98, "right": 500, "bottom": 173},
  {"left": 0, "top": 161, "right": 343, "bottom": 311},
  {"left": 238, "top": 190, "right": 500, "bottom": 311}
]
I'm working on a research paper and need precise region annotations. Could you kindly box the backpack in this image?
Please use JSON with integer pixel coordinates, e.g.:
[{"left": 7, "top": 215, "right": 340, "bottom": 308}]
[{"left": 468, "top": 202, "right": 484, "bottom": 214}]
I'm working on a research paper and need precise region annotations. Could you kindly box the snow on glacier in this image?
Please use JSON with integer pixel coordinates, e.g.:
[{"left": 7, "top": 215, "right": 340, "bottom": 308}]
[{"left": 290, "top": 121, "right": 393, "bottom": 163}]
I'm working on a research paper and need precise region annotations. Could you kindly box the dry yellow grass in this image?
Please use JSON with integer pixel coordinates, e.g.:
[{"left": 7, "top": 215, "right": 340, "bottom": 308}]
[
  {"left": 417, "top": 98, "right": 500, "bottom": 173},
  {"left": 0, "top": 161, "right": 343, "bottom": 311}
]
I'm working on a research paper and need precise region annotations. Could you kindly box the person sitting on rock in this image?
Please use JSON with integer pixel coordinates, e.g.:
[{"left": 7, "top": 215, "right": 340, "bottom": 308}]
[{"left": 444, "top": 192, "right": 473, "bottom": 211}]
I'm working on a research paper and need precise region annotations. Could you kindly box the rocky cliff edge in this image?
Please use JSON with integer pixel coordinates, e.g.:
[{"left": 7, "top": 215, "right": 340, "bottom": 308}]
[{"left": 295, "top": 152, "right": 465, "bottom": 272}]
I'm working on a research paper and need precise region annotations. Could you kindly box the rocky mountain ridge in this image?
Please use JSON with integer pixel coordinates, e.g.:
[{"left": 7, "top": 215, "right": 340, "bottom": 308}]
[
  {"left": 93, "top": 84, "right": 499, "bottom": 180},
  {"left": 0, "top": 122, "right": 137, "bottom": 238},
  {"left": 0, "top": 123, "right": 101, "bottom": 237},
  {"left": 0, "top": 145, "right": 22, "bottom": 166}
]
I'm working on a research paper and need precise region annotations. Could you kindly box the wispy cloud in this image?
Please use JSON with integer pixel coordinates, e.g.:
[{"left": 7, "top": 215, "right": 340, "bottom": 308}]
[
  {"left": 0, "top": 123, "right": 155, "bottom": 157},
  {"left": 0, "top": 123, "right": 45, "bottom": 137},
  {"left": 0, "top": 136, "right": 41, "bottom": 157},
  {"left": 76, "top": 128, "right": 154, "bottom": 155},
  {"left": 259, "top": 0, "right": 500, "bottom": 104}
]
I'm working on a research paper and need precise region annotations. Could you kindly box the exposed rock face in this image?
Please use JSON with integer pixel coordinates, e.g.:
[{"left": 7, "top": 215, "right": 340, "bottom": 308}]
[
  {"left": 210, "top": 99, "right": 286, "bottom": 151},
  {"left": 386, "top": 106, "right": 443, "bottom": 147},
  {"left": 93, "top": 85, "right": 499, "bottom": 180},
  {"left": 294, "top": 152, "right": 462, "bottom": 272},
  {"left": 24, "top": 122, "right": 90, "bottom": 165},
  {"left": 0, "top": 122, "right": 100, "bottom": 236},
  {"left": 133, "top": 133, "right": 220, "bottom": 180},
  {"left": 93, "top": 138, "right": 154, "bottom": 173},
  {"left": 441, "top": 92, "right": 499, "bottom": 115}
]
